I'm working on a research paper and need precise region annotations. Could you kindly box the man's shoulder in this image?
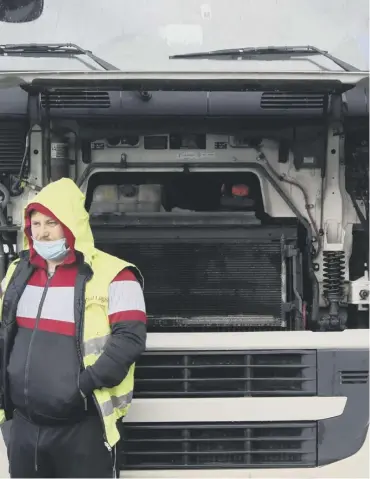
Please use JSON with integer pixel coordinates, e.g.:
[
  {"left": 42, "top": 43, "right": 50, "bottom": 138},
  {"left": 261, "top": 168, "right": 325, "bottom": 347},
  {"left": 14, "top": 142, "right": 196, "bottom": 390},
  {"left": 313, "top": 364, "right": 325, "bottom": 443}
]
[
  {"left": 92, "top": 248, "right": 143, "bottom": 287},
  {"left": 17, "top": 250, "right": 30, "bottom": 261},
  {"left": 112, "top": 269, "right": 138, "bottom": 283},
  {"left": 93, "top": 248, "right": 131, "bottom": 268}
]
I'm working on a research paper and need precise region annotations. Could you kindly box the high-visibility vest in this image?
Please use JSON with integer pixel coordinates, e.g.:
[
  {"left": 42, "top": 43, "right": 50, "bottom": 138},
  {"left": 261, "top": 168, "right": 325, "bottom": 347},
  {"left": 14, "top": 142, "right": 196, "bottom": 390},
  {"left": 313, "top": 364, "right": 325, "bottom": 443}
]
[{"left": 0, "top": 251, "right": 142, "bottom": 448}]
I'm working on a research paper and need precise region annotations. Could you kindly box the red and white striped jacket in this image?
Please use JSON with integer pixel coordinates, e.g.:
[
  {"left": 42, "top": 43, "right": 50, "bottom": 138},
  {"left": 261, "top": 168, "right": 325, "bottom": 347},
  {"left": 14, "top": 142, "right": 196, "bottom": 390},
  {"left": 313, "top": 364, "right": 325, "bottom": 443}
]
[
  {"left": 3, "top": 235, "right": 147, "bottom": 424},
  {"left": 16, "top": 267, "right": 146, "bottom": 337}
]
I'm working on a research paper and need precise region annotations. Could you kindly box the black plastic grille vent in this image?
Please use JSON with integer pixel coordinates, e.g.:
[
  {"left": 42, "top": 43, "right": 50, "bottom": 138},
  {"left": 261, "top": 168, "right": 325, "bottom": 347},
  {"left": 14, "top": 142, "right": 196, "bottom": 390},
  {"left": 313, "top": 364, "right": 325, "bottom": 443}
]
[
  {"left": 340, "top": 370, "right": 369, "bottom": 384},
  {"left": 119, "top": 422, "right": 317, "bottom": 469},
  {"left": 40, "top": 89, "right": 110, "bottom": 109},
  {"left": 134, "top": 351, "right": 317, "bottom": 398},
  {"left": 261, "top": 92, "right": 325, "bottom": 110},
  {"left": 0, "top": 122, "right": 28, "bottom": 174}
]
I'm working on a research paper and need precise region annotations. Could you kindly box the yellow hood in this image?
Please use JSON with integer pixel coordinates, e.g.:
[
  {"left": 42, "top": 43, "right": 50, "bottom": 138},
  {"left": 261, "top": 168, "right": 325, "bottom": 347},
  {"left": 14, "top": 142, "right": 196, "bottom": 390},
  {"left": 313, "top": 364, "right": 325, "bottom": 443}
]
[{"left": 24, "top": 178, "right": 95, "bottom": 264}]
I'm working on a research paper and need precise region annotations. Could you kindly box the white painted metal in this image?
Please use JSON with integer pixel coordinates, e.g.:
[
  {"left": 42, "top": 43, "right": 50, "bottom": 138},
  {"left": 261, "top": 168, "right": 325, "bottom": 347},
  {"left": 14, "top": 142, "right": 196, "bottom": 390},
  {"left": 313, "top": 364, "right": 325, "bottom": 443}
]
[
  {"left": 0, "top": 70, "right": 367, "bottom": 89},
  {"left": 124, "top": 397, "right": 347, "bottom": 423},
  {"left": 145, "top": 330, "right": 370, "bottom": 351}
]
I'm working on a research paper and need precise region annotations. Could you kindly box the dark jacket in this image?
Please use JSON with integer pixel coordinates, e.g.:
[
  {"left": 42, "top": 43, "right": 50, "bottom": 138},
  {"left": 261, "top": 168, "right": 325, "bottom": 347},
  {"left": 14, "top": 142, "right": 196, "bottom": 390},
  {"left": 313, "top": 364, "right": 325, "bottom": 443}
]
[{"left": 0, "top": 203, "right": 146, "bottom": 425}]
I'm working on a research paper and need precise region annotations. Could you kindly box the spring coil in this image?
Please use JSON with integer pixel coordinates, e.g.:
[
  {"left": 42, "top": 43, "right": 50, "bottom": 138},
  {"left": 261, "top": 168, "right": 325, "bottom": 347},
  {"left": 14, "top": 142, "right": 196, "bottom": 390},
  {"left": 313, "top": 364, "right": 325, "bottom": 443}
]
[{"left": 323, "top": 251, "right": 345, "bottom": 301}]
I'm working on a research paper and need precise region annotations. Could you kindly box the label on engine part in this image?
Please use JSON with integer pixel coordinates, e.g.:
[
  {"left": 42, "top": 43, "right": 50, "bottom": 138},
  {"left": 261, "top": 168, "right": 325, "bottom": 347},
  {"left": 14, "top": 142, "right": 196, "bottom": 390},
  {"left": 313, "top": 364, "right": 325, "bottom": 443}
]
[
  {"left": 214, "top": 142, "right": 228, "bottom": 149},
  {"left": 303, "top": 156, "right": 315, "bottom": 164},
  {"left": 176, "top": 151, "right": 215, "bottom": 160},
  {"left": 51, "top": 143, "right": 69, "bottom": 159},
  {"left": 91, "top": 142, "right": 105, "bottom": 150}
]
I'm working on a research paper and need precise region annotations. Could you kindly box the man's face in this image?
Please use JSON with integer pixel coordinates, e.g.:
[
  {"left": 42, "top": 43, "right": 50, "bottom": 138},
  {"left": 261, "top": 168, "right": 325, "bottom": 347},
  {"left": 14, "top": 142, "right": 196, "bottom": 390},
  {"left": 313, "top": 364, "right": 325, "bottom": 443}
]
[{"left": 30, "top": 211, "right": 65, "bottom": 242}]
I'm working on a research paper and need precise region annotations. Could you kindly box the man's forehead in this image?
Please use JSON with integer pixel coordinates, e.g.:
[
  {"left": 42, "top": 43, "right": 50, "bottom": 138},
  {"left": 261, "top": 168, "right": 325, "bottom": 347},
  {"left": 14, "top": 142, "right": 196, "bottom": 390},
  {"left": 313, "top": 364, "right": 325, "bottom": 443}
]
[{"left": 30, "top": 210, "right": 56, "bottom": 222}]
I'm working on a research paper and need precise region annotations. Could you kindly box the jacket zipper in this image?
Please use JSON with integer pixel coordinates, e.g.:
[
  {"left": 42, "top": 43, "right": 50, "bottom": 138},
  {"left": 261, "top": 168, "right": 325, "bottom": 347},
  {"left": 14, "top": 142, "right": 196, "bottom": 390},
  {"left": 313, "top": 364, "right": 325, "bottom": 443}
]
[
  {"left": 77, "top": 373, "right": 88, "bottom": 411},
  {"left": 24, "top": 276, "right": 51, "bottom": 419},
  {"left": 77, "top": 266, "right": 112, "bottom": 451}
]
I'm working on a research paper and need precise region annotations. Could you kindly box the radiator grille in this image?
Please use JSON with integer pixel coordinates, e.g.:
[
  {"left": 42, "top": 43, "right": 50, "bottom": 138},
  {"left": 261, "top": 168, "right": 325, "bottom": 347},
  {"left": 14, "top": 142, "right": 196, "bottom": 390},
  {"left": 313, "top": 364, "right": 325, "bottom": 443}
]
[
  {"left": 119, "top": 422, "right": 317, "bottom": 469},
  {"left": 96, "top": 226, "right": 297, "bottom": 331},
  {"left": 40, "top": 89, "right": 110, "bottom": 109},
  {"left": 135, "top": 351, "right": 317, "bottom": 398},
  {"left": 0, "top": 122, "right": 28, "bottom": 173}
]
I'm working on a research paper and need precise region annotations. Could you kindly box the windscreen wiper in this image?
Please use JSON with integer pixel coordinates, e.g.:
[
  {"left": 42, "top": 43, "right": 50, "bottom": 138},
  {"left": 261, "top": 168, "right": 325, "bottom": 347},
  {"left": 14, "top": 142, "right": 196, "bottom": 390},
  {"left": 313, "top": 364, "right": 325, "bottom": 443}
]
[
  {"left": 0, "top": 43, "right": 118, "bottom": 71},
  {"left": 170, "top": 45, "right": 359, "bottom": 72}
]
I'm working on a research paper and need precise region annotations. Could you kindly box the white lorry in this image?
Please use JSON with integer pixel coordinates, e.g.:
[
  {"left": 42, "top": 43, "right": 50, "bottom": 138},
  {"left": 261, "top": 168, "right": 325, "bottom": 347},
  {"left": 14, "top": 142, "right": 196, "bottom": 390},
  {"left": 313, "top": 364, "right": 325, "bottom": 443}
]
[{"left": 0, "top": 1, "right": 369, "bottom": 477}]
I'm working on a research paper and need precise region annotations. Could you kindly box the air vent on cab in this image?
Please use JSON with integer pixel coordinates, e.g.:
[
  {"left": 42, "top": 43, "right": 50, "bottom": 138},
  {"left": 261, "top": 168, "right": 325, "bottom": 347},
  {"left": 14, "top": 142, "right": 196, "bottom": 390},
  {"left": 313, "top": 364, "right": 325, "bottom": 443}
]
[
  {"left": 40, "top": 90, "right": 110, "bottom": 109},
  {"left": 261, "top": 92, "right": 325, "bottom": 110},
  {"left": 340, "top": 370, "right": 369, "bottom": 384},
  {"left": 119, "top": 422, "right": 317, "bottom": 469},
  {"left": 135, "top": 351, "right": 317, "bottom": 398}
]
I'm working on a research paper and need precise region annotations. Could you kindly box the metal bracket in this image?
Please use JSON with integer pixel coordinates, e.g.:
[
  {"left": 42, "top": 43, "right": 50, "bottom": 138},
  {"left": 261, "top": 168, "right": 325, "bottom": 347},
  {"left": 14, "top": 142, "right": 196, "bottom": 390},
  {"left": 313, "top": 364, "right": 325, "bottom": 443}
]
[
  {"left": 322, "top": 95, "right": 346, "bottom": 250},
  {"left": 316, "top": 93, "right": 351, "bottom": 331},
  {"left": 284, "top": 245, "right": 298, "bottom": 258},
  {"left": 349, "top": 272, "right": 370, "bottom": 310},
  {"left": 282, "top": 302, "right": 296, "bottom": 313},
  {"left": 120, "top": 153, "right": 128, "bottom": 168}
]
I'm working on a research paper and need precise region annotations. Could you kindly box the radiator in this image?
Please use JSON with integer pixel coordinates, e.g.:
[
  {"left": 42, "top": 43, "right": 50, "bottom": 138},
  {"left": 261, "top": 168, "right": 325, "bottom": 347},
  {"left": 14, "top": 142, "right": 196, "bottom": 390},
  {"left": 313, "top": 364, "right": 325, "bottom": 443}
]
[{"left": 94, "top": 218, "right": 299, "bottom": 331}]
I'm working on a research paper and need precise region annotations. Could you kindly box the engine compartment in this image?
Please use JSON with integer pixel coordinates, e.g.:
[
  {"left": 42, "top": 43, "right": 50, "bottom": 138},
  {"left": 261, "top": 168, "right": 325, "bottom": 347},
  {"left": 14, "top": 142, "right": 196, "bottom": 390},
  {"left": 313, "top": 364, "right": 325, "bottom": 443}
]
[
  {"left": 86, "top": 172, "right": 307, "bottom": 332},
  {"left": 0, "top": 86, "right": 368, "bottom": 332}
]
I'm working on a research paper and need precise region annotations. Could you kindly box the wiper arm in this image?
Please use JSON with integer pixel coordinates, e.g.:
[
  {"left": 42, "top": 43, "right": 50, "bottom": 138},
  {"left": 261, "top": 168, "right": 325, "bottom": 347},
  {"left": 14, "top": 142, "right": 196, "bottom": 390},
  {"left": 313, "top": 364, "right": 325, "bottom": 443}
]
[
  {"left": 170, "top": 45, "right": 359, "bottom": 72},
  {"left": 0, "top": 43, "right": 118, "bottom": 71}
]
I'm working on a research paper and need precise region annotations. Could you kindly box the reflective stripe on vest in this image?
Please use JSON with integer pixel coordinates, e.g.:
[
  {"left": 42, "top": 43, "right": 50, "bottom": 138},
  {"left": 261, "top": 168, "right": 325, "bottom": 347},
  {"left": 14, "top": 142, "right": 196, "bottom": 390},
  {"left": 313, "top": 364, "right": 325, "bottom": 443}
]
[
  {"left": 84, "top": 335, "right": 109, "bottom": 356},
  {"left": 83, "top": 250, "right": 140, "bottom": 447},
  {"left": 101, "top": 391, "right": 134, "bottom": 417}
]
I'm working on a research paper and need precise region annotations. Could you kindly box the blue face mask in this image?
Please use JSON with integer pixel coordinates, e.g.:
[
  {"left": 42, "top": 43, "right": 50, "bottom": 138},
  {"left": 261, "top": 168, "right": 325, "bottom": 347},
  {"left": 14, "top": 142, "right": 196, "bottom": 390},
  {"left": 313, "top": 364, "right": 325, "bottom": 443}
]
[{"left": 32, "top": 238, "right": 68, "bottom": 261}]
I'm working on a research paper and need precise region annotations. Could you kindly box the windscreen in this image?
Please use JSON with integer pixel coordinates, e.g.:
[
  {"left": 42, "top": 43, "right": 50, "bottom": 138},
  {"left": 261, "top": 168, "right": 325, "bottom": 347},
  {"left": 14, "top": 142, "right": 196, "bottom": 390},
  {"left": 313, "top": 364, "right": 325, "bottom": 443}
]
[{"left": 0, "top": 0, "right": 368, "bottom": 71}]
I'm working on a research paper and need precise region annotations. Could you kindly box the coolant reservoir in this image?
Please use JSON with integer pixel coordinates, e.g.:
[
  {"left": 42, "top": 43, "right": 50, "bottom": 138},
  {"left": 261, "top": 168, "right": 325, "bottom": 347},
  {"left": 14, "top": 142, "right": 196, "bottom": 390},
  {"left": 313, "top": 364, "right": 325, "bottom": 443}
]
[
  {"left": 138, "top": 184, "right": 162, "bottom": 212},
  {"left": 117, "top": 184, "right": 162, "bottom": 213},
  {"left": 90, "top": 185, "right": 119, "bottom": 215}
]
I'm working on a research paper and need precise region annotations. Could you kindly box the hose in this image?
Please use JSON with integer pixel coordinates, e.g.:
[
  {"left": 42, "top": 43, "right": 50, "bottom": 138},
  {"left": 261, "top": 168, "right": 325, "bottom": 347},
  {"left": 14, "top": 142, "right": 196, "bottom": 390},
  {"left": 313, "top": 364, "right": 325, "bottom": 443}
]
[
  {"left": 0, "top": 183, "right": 9, "bottom": 281},
  {"left": 0, "top": 182, "right": 10, "bottom": 210},
  {"left": 256, "top": 149, "right": 320, "bottom": 324},
  {"left": 0, "top": 240, "right": 5, "bottom": 282},
  {"left": 0, "top": 183, "right": 12, "bottom": 242},
  {"left": 0, "top": 183, "right": 15, "bottom": 264},
  {"left": 257, "top": 151, "right": 321, "bottom": 258},
  {"left": 18, "top": 128, "right": 31, "bottom": 182},
  {"left": 278, "top": 176, "right": 322, "bottom": 257}
]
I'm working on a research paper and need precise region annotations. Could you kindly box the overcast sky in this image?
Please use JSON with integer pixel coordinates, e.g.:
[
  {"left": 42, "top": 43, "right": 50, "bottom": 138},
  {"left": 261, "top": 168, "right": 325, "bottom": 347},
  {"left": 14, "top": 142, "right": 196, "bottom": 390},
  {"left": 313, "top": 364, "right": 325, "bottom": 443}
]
[{"left": 0, "top": 0, "right": 368, "bottom": 71}]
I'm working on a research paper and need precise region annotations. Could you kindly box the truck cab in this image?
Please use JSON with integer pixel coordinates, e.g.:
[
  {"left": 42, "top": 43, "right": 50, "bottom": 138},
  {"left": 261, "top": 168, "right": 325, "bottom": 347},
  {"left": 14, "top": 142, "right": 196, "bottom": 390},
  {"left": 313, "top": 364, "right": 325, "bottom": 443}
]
[
  {"left": 0, "top": 66, "right": 368, "bottom": 478},
  {"left": 0, "top": 3, "right": 369, "bottom": 475}
]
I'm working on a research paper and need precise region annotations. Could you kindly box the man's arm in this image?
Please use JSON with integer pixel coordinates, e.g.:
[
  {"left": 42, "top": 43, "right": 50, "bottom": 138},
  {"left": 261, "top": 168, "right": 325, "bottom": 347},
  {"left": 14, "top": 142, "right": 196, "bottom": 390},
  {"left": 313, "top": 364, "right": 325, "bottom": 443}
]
[{"left": 79, "top": 269, "right": 147, "bottom": 395}]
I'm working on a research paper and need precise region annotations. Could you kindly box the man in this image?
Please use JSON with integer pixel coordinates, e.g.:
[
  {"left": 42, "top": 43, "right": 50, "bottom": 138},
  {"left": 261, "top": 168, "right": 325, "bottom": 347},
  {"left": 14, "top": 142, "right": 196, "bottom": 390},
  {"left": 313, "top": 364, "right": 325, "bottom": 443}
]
[{"left": 0, "top": 178, "right": 147, "bottom": 478}]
